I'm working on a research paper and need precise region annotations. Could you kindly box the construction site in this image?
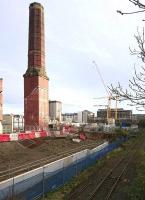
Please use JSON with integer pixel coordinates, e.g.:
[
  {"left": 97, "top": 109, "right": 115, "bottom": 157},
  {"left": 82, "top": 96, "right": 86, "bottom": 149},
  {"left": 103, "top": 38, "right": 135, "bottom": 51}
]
[{"left": 0, "top": 1, "right": 144, "bottom": 200}]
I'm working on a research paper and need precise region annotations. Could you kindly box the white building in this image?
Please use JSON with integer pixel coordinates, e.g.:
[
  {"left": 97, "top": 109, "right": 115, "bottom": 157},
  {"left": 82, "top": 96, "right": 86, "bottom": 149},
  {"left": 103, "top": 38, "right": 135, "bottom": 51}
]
[
  {"left": 62, "top": 113, "right": 78, "bottom": 123},
  {"left": 2, "top": 114, "right": 24, "bottom": 133},
  {"left": 78, "top": 110, "right": 94, "bottom": 123},
  {"left": 49, "top": 101, "right": 62, "bottom": 122}
]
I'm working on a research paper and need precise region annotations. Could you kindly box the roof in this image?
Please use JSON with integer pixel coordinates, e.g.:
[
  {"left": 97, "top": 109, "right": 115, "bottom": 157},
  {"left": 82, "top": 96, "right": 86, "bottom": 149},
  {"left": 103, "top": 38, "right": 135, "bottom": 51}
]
[{"left": 49, "top": 100, "right": 62, "bottom": 104}]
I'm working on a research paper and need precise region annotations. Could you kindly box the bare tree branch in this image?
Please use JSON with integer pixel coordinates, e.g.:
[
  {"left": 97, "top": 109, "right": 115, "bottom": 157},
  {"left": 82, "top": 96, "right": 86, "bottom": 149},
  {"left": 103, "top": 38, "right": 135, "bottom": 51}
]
[
  {"left": 109, "top": 29, "right": 145, "bottom": 110},
  {"left": 117, "top": 9, "right": 145, "bottom": 15},
  {"left": 129, "top": 0, "right": 145, "bottom": 9},
  {"left": 117, "top": 0, "right": 145, "bottom": 15}
]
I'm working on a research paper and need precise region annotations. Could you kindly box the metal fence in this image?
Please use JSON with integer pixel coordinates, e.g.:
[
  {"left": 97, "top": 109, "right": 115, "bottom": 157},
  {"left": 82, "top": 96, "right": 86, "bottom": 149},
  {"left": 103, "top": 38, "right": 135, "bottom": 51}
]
[{"left": 0, "top": 138, "right": 126, "bottom": 200}]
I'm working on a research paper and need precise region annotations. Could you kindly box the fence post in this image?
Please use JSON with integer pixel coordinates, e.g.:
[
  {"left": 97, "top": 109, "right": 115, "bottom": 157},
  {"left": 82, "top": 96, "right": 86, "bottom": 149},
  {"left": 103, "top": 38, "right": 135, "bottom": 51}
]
[
  {"left": 75, "top": 157, "right": 77, "bottom": 176},
  {"left": 42, "top": 166, "right": 45, "bottom": 200},
  {"left": 8, "top": 164, "right": 12, "bottom": 199},
  {"left": 85, "top": 154, "right": 87, "bottom": 169},
  {"left": 62, "top": 165, "right": 64, "bottom": 185},
  {"left": 12, "top": 177, "right": 14, "bottom": 200}
]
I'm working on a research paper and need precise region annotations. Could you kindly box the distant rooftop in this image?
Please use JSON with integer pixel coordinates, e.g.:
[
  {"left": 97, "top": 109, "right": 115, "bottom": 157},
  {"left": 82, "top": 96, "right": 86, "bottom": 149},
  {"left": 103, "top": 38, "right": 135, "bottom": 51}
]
[
  {"left": 49, "top": 100, "right": 62, "bottom": 103},
  {"left": 98, "top": 108, "right": 132, "bottom": 111},
  {"left": 62, "top": 113, "right": 77, "bottom": 115}
]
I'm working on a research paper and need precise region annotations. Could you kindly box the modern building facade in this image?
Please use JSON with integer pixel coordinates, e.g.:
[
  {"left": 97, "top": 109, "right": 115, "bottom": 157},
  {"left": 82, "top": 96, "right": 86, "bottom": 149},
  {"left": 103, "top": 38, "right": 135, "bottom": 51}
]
[
  {"left": 23, "top": 3, "right": 49, "bottom": 130},
  {"left": 62, "top": 113, "right": 78, "bottom": 123},
  {"left": 132, "top": 114, "right": 145, "bottom": 120},
  {"left": 0, "top": 79, "right": 3, "bottom": 133},
  {"left": 13, "top": 115, "right": 24, "bottom": 132},
  {"left": 62, "top": 111, "right": 94, "bottom": 124},
  {"left": 78, "top": 110, "right": 95, "bottom": 123},
  {"left": 97, "top": 108, "right": 132, "bottom": 120},
  {"left": 2, "top": 114, "right": 24, "bottom": 133},
  {"left": 49, "top": 101, "right": 62, "bottom": 122}
]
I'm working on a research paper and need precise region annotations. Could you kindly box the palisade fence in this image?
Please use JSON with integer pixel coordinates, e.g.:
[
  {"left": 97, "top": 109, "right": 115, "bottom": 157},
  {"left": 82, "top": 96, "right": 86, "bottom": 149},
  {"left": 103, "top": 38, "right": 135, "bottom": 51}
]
[{"left": 0, "top": 138, "right": 126, "bottom": 200}]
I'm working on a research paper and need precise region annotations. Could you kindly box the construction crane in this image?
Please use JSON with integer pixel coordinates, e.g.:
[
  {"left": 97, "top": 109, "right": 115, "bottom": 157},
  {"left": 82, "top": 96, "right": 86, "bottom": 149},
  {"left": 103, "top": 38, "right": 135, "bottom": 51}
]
[
  {"left": 93, "top": 96, "right": 111, "bottom": 121},
  {"left": 92, "top": 61, "right": 119, "bottom": 123},
  {"left": 94, "top": 96, "right": 119, "bottom": 121}
]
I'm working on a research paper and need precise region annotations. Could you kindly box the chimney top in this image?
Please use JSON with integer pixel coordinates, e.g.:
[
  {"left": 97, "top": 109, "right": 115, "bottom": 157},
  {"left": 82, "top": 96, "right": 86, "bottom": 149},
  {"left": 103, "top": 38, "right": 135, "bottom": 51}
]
[{"left": 29, "top": 2, "right": 43, "bottom": 9}]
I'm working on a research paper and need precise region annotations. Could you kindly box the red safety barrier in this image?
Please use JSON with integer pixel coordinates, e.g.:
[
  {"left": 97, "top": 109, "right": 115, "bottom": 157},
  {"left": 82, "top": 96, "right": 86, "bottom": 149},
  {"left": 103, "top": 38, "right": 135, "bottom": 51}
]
[
  {"left": 0, "top": 134, "right": 10, "bottom": 142},
  {"left": 39, "top": 131, "right": 47, "bottom": 137},
  {"left": 0, "top": 131, "right": 50, "bottom": 143},
  {"left": 35, "top": 132, "right": 40, "bottom": 138},
  {"left": 62, "top": 126, "right": 71, "bottom": 133},
  {"left": 28, "top": 132, "right": 35, "bottom": 139},
  {"left": 18, "top": 133, "right": 30, "bottom": 140},
  {"left": 79, "top": 133, "right": 87, "bottom": 141}
]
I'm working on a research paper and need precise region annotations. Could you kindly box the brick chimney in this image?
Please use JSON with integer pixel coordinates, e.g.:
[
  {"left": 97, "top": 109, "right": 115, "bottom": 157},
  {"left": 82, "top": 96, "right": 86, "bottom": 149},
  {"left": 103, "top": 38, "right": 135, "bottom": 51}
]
[{"left": 23, "top": 2, "right": 49, "bottom": 131}]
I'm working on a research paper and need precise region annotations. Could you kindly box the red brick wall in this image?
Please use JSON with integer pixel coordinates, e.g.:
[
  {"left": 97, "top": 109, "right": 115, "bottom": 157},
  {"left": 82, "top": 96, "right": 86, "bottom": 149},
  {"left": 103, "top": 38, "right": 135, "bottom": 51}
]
[{"left": 24, "top": 76, "right": 49, "bottom": 130}]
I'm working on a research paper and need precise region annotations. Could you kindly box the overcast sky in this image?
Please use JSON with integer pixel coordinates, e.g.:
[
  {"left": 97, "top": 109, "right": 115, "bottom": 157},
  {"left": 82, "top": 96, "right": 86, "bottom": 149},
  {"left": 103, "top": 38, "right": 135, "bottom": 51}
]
[{"left": 0, "top": 0, "right": 145, "bottom": 114}]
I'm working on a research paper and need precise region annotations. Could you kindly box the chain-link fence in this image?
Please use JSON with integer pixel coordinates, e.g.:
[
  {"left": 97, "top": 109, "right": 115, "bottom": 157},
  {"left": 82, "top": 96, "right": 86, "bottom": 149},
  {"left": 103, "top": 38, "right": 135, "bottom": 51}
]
[{"left": 0, "top": 138, "right": 126, "bottom": 200}]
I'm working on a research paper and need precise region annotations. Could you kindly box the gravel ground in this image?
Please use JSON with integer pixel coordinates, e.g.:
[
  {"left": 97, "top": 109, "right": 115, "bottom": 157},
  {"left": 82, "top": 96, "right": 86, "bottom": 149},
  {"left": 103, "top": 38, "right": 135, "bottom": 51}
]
[{"left": 0, "top": 136, "right": 104, "bottom": 172}]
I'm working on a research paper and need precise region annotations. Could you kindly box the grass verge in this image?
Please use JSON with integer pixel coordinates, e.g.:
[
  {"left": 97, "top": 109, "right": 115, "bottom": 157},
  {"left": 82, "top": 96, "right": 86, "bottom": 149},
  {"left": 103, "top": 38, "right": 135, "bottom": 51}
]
[{"left": 41, "top": 137, "right": 137, "bottom": 200}]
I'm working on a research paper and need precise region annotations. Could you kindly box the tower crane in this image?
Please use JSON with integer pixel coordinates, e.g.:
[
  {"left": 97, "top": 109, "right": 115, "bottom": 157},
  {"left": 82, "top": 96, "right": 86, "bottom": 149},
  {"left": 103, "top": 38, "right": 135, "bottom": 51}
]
[{"left": 92, "top": 61, "right": 119, "bottom": 123}]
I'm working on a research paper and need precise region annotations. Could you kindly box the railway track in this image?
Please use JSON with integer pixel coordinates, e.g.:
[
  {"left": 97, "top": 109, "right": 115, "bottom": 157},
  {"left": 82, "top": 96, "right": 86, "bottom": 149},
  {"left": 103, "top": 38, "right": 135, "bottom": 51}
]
[
  {"left": 68, "top": 135, "right": 144, "bottom": 200},
  {"left": 0, "top": 140, "right": 103, "bottom": 182},
  {"left": 88, "top": 155, "right": 133, "bottom": 200}
]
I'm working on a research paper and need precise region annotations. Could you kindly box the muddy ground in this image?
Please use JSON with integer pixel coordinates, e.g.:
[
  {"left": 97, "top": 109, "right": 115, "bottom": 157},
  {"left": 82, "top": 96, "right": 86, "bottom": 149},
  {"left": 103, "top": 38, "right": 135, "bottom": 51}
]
[{"left": 0, "top": 136, "right": 104, "bottom": 172}]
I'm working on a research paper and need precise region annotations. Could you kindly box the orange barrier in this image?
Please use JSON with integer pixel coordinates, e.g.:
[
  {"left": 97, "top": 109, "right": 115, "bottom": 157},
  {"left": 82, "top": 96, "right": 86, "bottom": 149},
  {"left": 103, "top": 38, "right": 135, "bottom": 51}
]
[{"left": 0, "top": 134, "right": 10, "bottom": 142}]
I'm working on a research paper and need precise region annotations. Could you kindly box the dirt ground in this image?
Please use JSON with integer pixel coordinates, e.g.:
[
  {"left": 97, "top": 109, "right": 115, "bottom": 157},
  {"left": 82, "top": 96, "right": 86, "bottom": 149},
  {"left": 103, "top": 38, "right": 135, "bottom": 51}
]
[{"left": 0, "top": 136, "right": 104, "bottom": 172}]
